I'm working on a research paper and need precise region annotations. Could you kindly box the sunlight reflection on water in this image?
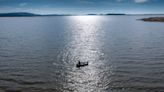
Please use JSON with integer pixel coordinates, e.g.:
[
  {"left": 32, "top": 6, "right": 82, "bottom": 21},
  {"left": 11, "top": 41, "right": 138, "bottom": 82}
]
[{"left": 57, "top": 16, "right": 114, "bottom": 92}]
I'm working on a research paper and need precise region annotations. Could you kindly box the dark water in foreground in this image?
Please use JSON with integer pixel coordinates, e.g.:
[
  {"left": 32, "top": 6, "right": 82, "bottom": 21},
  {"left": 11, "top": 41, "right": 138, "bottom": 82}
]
[{"left": 0, "top": 15, "right": 164, "bottom": 92}]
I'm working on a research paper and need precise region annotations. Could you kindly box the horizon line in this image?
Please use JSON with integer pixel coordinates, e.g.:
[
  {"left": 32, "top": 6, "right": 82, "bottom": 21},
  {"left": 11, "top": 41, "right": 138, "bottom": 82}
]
[{"left": 0, "top": 12, "right": 164, "bottom": 15}]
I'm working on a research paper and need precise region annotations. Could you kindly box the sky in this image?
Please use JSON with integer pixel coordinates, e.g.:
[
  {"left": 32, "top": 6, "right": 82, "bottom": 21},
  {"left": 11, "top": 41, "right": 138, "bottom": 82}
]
[{"left": 0, "top": 0, "right": 163, "bottom": 14}]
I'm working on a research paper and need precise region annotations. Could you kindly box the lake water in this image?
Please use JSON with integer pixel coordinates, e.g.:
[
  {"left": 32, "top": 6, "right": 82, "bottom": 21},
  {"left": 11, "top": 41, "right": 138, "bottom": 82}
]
[{"left": 0, "top": 15, "right": 164, "bottom": 92}]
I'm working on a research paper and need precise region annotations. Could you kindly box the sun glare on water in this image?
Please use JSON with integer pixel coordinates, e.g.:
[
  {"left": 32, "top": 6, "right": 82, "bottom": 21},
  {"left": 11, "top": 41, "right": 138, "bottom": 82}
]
[{"left": 59, "top": 15, "right": 113, "bottom": 92}]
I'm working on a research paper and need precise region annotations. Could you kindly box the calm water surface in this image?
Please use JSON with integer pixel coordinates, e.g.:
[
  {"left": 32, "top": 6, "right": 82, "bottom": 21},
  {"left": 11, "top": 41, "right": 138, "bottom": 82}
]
[{"left": 0, "top": 15, "right": 164, "bottom": 92}]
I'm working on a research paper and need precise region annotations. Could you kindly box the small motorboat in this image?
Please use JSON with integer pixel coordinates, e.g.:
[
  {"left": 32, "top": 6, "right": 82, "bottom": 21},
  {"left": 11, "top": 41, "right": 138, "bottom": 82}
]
[{"left": 76, "top": 61, "right": 88, "bottom": 67}]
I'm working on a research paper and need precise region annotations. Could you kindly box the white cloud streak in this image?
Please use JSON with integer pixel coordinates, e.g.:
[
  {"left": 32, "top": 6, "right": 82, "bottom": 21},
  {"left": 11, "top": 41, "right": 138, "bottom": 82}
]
[
  {"left": 117, "top": 0, "right": 149, "bottom": 3},
  {"left": 19, "top": 3, "right": 27, "bottom": 7},
  {"left": 134, "top": 0, "right": 148, "bottom": 3}
]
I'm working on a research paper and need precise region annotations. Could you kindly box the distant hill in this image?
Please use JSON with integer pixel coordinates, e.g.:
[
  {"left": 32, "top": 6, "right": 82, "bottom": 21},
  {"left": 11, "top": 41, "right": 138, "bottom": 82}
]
[
  {"left": 86, "top": 13, "right": 126, "bottom": 15},
  {"left": 0, "top": 12, "right": 73, "bottom": 17},
  {"left": 0, "top": 12, "right": 41, "bottom": 17},
  {"left": 105, "top": 13, "right": 126, "bottom": 15}
]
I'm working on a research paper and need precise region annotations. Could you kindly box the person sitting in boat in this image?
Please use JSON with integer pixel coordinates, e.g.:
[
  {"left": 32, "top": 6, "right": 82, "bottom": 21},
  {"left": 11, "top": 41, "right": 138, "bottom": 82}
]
[
  {"left": 76, "top": 60, "right": 88, "bottom": 67},
  {"left": 78, "top": 60, "right": 81, "bottom": 65}
]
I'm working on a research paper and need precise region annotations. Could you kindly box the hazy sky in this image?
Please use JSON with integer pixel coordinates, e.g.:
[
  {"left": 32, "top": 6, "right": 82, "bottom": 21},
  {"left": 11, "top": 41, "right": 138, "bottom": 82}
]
[{"left": 0, "top": 0, "right": 163, "bottom": 14}]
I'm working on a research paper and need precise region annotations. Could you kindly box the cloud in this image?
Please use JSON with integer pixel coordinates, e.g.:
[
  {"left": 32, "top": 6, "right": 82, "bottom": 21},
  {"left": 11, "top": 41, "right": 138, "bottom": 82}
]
[
  {"left": 79, "top": 0, "right": 94, "bottom": 4},
  {"left": 117, "top": 0, "right": 123, "bottom": 2},
  {"left": 134, "top": 0, "right": 148, "bottom": 3},
  {"left": 116, "top": 0, "right": 148, "bottom": 3},
  {"left": 19, "top": 3, "right": 27, "bottom": 7}
]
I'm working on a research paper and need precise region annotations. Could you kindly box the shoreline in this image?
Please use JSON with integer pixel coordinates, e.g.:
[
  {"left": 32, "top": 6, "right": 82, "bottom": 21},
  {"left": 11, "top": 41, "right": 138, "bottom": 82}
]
[{"left": 141, "top": 17, "right": 164, "bottom": 22}]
